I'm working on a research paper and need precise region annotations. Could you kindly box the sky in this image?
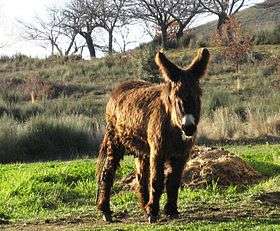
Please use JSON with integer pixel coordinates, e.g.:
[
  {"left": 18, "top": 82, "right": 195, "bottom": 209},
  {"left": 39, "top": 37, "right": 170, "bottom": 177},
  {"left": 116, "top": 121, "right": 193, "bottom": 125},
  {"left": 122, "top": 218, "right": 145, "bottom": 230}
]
[{"left": 0, "top": 0, "right": 265, "bottom": 58}]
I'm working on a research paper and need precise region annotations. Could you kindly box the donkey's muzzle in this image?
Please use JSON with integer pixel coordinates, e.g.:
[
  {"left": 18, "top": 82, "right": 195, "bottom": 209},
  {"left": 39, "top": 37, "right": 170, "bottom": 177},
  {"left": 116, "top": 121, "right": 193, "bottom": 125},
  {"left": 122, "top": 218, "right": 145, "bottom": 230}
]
[{"left": 182, "top": 124, "right": 197, "bottom": 137}]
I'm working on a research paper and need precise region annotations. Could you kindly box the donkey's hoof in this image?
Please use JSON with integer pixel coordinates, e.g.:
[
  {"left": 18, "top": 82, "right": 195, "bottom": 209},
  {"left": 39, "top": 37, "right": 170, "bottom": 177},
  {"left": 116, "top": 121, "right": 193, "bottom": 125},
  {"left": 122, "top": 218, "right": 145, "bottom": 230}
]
[
  {"left": 102, "top": 213, "right": 112, "bottom": 222},
  {"left": 147, "top": 215, "right": 158, "bottom": 223},
  {"left": 166, "top": 212, "right": 180, "bottom": 219}
]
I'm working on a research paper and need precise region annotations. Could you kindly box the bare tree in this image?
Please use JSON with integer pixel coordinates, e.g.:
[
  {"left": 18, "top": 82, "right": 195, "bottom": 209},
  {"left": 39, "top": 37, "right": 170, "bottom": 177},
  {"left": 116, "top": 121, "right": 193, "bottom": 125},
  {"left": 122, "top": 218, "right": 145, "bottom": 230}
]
[
  {"left": 95, "top": 0, "right": 130, "bottom": 53},
  {"left": 198, "top": 0, "right": 246, "bottom": 33},
  {"left": 63, "top": 0, "right": 101, "bottom": 58},
  {"left": 113, "top": 26, "right": 137, "bottom": 53},
  {"left": 170, "top": 0, "right": 203, "bottom": 40},
  {"left": 132, "top": 0, "right": 180, "bottom": 48},
  {"left": 18, "top": 8, "right": 79, "bottom": 56}
]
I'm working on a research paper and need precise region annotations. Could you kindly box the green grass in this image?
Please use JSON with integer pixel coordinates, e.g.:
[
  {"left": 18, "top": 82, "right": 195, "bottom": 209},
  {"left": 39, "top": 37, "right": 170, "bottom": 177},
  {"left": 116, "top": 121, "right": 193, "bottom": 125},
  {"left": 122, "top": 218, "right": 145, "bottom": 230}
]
[{"left": 0, "top": 144, "right": 279, "bottom": 230}]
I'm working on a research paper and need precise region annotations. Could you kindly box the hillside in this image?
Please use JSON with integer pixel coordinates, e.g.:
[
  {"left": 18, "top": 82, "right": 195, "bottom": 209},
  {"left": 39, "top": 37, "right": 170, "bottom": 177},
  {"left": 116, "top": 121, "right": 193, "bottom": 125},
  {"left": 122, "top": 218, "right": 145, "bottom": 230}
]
[
  {"left": 0, "top": 44, "right": 279, "bottom": 163},
  {"left": 192, "top": 1, "right": 280, "bottom": 40}
]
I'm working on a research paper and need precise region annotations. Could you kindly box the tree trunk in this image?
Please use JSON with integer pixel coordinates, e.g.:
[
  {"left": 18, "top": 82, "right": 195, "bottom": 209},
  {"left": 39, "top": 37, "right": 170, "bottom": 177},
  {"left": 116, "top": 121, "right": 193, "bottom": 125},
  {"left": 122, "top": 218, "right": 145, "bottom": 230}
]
[
  {"left": 108, "top": 30, "right": 113, "bottom": 54},
  {"left": 217, "top": 12, "right": 229, "bottom": 35},
  {"left": 83, "top": 33, "right": 96, "bottom": 58},
  {"left": 161, "top": 26, "right": 168, "bottom": 49},
  {"left": 176, "top": 25, "right": 184, "bottom": 41}
]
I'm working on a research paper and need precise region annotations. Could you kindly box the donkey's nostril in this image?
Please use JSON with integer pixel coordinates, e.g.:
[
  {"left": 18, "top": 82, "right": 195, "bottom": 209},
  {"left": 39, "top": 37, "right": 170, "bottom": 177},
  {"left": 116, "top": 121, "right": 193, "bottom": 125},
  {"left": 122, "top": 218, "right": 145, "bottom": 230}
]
[{"left": 182, "top": 124, "right": 197, "bottom": 136}]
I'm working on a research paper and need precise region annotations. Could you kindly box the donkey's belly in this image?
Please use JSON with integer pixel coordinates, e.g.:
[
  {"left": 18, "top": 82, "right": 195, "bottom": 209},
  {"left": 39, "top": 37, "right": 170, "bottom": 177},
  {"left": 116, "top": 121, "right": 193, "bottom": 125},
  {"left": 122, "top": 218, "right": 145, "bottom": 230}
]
[{"left": 116, "top": 126, "right": 150, "bottom": 157}]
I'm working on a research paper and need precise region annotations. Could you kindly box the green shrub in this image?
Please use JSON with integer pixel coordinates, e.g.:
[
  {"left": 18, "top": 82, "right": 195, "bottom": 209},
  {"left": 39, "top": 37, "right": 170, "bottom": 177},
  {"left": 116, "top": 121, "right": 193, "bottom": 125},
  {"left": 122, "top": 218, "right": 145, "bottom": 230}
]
[
  {"left": 196, "top": 37, "right": 210, "bottom": 48},
  {"left": 0, "top": 115, "right": 102, "bottom": 163},
  {"left": 234, "top": 105, "right": 249, "bottom": 122},
  {"left": 260, "top": 65, "right": 276, "bottom": 77},
  {"left": 254, "top": 25, "right": 280, "bottom": 45},
  {"left": 137, "top": 45, "right": 161, "bottom": 83},
  {"left": 207, "top": 91, "right": 231, "bottom": 113}
]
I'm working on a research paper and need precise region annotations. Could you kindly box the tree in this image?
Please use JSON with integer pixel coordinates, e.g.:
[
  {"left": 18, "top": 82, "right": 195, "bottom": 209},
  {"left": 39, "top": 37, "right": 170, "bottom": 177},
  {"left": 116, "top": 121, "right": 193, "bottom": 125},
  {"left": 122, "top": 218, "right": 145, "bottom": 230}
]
[
  {"left": 95, "top": 0, "right": 129, "bottom": 53},
  {"left": 132, "top": 0, "right": 180, "bottom": 48},
  {"left": 170, "top": 0, "right": 203, "bottom": 40},
  {"left": 63, "top": 0, "right": 101, "bottom": 58},
  {"left": 213, "top": 16, "right": 253, "bottom": 72},
  {"left": 198, "top": 0, "right": 246, "bottom": 33},
  {"left": 18, "top": 8, "right": 80, "bottom": 56},
  {"left": 113, "top": 26, "right": 137, "bottom": 53}
]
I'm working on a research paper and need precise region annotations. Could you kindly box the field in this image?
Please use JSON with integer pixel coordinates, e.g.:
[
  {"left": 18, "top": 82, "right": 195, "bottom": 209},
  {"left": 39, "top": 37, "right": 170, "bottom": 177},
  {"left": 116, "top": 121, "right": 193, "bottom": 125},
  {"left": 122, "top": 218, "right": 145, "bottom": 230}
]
[
  {"left": 0, "top": 41, "right": 280, "bottom": 230},
  {"left": 0, "top": 144, "right": 280, "bottom": 230}
]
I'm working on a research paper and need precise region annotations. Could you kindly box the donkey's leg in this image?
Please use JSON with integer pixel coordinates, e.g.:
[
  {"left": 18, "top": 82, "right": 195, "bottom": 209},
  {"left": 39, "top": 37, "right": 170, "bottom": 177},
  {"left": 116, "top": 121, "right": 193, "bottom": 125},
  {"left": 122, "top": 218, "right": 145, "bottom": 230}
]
[
  {"left": 164, "top": 156, "right": 187, "bottom": 218},
  {"left": 145, "top": 151, "right": 165, "bottom": 223},
  {"left": 96, "top": 133, "right": 124, "bottom": 222},
  {"left": 135, "top": 156, "right": 150, "bottom": 209}
]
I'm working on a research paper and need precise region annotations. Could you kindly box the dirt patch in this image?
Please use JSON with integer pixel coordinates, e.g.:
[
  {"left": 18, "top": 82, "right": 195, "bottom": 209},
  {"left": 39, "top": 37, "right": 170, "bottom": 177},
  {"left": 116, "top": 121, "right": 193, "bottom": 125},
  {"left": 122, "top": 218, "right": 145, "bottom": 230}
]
[{"left": 120, "top": 146, "right": 262, "bottom": 189}]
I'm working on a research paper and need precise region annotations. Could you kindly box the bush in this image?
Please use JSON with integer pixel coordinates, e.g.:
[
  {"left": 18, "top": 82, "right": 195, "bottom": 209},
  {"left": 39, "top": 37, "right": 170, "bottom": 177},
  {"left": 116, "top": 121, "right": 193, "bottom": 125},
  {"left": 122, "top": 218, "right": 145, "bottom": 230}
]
[
  {"left": 196, "top": 37, "right": 210, "bottom": 48},
  {"left": 258, "top": 65, "right": 276, "bottom": 77},
  {"left": 207, "top": 91, "right": 231, "bottom": 114},
  {"left": 234, "top": 105, "right": 249, "bottom": 122},
  {"left": 254, "top": 25, "right": 280, "bottom": 45},
  {"left": 137, "top": 45, "right": 161, "bottom": 83},
  {"left": 0, "top": 115, "right": 102, "bottom": 163}
]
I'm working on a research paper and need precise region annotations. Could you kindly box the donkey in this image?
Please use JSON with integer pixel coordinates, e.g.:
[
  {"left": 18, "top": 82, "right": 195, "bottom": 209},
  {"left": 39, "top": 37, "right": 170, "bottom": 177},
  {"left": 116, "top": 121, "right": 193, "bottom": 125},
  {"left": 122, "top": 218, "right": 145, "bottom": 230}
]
[{"left": 96, "top": 48, "right": 210, "bottom": 223}]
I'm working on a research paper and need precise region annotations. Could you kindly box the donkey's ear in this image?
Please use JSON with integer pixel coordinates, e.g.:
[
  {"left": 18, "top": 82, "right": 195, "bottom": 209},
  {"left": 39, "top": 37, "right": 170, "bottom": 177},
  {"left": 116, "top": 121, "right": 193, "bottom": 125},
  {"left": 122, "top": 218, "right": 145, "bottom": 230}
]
[
  {"left": 155, "top": 52, "right": 182, "bottom": 82},
  {"left": 187, "top": 48, "right": 210, "bottom": 79}
]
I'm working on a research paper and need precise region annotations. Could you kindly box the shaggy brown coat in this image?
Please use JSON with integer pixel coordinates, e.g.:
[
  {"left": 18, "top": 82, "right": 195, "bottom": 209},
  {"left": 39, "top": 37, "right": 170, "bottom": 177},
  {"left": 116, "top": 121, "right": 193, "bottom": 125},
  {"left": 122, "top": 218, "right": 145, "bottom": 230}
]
[{"left": 96, "top": 48, "right": 210, "bottom": 223}]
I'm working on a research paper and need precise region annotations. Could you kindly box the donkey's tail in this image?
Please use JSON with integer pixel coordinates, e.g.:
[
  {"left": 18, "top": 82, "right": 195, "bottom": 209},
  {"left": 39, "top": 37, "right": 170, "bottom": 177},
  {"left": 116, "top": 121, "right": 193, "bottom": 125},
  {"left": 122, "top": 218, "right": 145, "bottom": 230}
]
[{"left": 95, "top": 131, "right": 110, "bottom": 202}]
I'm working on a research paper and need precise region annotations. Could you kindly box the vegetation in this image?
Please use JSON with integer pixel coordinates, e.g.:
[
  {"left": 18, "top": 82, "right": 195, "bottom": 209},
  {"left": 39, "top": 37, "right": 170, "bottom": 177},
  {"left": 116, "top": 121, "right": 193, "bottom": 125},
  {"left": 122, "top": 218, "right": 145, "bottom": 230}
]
[
  {"left": 191, "top": 1, "right": 280, "bottom": 47},
  {"left": 0, "top": 1, "right": 279, "bottom": 230},
  {"left": 0, "top": 145, "right": 279, "bottom": 230},
  {"left": 0, "top": 44, "right": 280, "bottom": 162}
]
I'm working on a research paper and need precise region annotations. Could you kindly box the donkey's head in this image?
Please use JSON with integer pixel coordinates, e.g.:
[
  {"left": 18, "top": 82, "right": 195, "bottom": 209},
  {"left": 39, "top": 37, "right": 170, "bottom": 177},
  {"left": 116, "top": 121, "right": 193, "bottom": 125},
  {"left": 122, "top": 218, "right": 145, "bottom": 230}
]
[{"left": 156, "top": 48, "right": 210, "bottom": 138}]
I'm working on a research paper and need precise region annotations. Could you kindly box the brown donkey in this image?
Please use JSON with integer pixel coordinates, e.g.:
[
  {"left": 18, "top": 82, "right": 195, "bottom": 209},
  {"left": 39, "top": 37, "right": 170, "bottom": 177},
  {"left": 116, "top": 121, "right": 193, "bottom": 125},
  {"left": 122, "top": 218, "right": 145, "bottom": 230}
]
[{"left": 96, "top": 48, "right": 210, "bottom": 223}]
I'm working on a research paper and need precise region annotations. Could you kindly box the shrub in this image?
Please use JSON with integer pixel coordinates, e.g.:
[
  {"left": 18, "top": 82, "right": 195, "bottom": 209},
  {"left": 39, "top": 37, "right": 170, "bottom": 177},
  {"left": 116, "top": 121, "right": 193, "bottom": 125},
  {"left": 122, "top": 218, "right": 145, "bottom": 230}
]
[
  {"left": 254, "top": 25, "right": 280, "bottom": 45},
  {"left": 196, "top": 38, "right": 209, "bottom": 48},
  {"left": 0, "top": 115, "right": 103, "bottom": 163},
  {"left": 234, "top": 105, "right": 249, "bottom": 122},
  {"left": 207, "top": 91, "right": 231, "bottom": 114},
  {"left": 258, "top": 65, "right": 276, "bottom": 77},
  {"left": 213, "top": 17, "right": 253, "bottom": 72},
  {"left": 137, "top": 45, "right": 161, "bottom": 83}
]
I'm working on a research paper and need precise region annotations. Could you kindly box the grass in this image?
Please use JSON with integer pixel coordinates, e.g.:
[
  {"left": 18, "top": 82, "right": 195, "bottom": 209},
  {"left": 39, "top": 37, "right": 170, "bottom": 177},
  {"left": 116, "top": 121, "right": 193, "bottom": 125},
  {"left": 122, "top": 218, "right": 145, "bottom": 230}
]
[{"left": 0, "top": 144, "right": 279, "bottom": 230}]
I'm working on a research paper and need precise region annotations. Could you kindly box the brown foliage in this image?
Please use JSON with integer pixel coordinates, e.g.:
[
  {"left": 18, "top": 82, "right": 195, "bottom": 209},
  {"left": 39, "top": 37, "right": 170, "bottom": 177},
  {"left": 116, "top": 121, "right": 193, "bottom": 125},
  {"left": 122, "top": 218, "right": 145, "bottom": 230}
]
[{"left": 213, "top": 16, "right": 253, "bottom": 71}]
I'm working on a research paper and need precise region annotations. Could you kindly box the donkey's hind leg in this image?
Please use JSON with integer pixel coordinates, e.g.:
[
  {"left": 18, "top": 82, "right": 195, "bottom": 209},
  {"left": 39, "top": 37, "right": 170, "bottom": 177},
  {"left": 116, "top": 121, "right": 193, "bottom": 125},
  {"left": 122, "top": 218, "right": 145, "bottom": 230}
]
[
  {"left": 164, "top": 156, "right": 187, "bottom": 218},
  {"left": 96, "top": 132, "right": 124, "bottom": 222},
  {"left": 135, "top": 156, "right": 150, "bottom": 209}
]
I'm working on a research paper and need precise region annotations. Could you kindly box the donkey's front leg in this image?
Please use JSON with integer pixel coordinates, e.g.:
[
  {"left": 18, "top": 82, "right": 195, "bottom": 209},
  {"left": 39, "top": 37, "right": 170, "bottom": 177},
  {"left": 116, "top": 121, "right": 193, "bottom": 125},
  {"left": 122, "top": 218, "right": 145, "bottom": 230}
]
[
  {"left": 145, "top": 149, "right": 165, "bottom": 223},
  {"left": 164, "top": 156, "right": 188, "bottom": 218}
]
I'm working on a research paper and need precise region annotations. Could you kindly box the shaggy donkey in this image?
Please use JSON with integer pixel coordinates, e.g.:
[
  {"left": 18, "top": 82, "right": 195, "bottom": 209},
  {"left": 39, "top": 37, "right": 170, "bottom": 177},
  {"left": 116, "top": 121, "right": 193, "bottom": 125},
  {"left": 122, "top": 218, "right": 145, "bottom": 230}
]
[{"left": 96, "top": 48, "right": 210, "bottom": 223}]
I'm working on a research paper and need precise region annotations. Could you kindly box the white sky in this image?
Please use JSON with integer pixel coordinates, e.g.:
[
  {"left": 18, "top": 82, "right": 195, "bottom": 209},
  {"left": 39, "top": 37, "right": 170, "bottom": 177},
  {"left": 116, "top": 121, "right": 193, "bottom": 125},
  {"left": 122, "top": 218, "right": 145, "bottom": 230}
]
[{"left": 0, "top": 0, "right": 265, "bottom": 58}]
